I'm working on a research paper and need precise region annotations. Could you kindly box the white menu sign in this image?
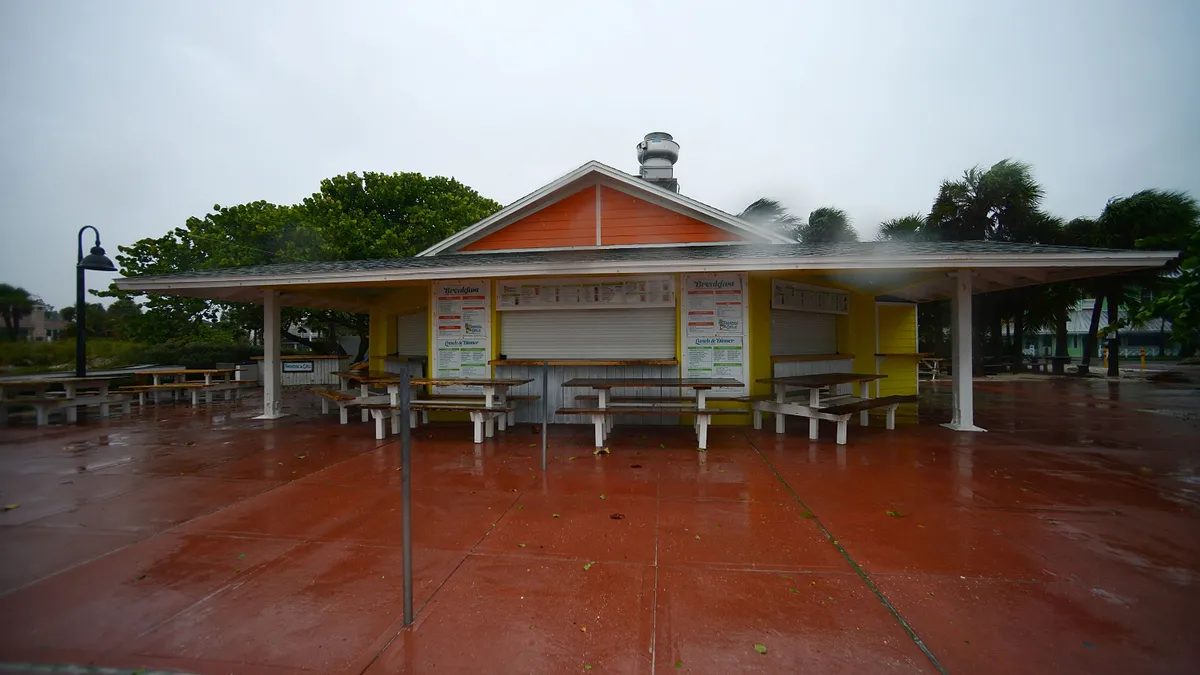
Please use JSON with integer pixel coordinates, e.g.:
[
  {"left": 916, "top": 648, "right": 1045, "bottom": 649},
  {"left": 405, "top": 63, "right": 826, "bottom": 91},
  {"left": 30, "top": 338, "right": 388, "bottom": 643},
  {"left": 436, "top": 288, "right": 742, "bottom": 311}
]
[
  {"left": 497, "top": 276, "right": 674, "bottom": 311},
  {"left": 432, "top": 280, "right": 491, "bottom": 388},
  {"left": 684, "top": 273, "right": 744, "bottom": 336},
  {"left": 771, "top": 279, "right": 849, "bottom": 314},
  {"left": 681, "top": 273, "right": 748, "bottom": 395}
]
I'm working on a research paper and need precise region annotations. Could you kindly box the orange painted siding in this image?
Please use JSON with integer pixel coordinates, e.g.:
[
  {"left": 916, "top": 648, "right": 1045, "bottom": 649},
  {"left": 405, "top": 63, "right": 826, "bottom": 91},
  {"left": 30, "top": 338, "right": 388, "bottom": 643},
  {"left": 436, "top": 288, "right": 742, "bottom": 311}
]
[
  {"left": 600, "top": 186, "right": 740, "bottom": 245},
  {"left": 462, "top": 189, "right": 597, "bottom": 251},
  {"left": 460, "top": 185, "right": 744, "bottom": 252}
]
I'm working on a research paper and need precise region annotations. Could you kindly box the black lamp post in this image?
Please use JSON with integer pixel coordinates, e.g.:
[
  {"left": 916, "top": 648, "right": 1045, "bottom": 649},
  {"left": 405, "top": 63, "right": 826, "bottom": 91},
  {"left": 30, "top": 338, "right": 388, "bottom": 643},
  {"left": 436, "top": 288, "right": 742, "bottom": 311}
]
[{"left": 76, "top": 226, "right": 117, "bottom": 377}]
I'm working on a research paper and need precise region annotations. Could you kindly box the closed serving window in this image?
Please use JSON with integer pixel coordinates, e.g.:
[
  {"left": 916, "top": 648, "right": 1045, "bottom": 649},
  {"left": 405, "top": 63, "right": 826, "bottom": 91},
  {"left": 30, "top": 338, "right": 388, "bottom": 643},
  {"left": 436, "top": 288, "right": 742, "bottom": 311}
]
[
  {"left": 501, "top": 308, "right": 675, "bottom": 359},
  {"left": 769, "top": 309, "right": 837, "bottom": 355}
]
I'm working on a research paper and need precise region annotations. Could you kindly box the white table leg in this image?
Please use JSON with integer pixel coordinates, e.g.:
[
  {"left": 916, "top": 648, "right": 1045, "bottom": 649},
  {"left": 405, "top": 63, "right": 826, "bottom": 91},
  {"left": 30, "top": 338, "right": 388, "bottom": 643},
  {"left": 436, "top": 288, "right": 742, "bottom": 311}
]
[
  {"left": 389, "top": 384, "right": 399, "bottom": 407},
  {"left": 374, "top": 411, "right": 387, "bottom": 440},
  {"left": 321, "top": 398, "right": 330, "bottom": 415},
  {"left": 99, "top": 383, "right": 111, "bottom": 417},
  {"left": 597, "top": 389, "right": 612, "bottom": 434},
  {"left": 697, "top": 414, "right": 709, "bottom": 450},
  {"left": 775, "top": 387, "right": 786, "bottom": 434},
  {"left": 64, "top": 384, "right": 78, "bottom": 423},
  {"left": 471, "top": 411, "right": 483, "bottom": 443},
  {"left": 339, "top": 405, "right": 349, "bottom": 425},
  {"left": 361, "top": 385, "right": 370, "bottom": 422},
  {"left": 484, "top": 386, "right": 496, "bottom": 437},
  {"left": 808, "top": 388, "right": 820, "bottom": 440},
  {"left": 391, "top": 410, "right": 401, "bottom": 435},
  {"left": 593, "top": 414, "right": 604, "bottom": 448},
  {"left": 860, "top": 381, "right": 871, "bottom": 427}
]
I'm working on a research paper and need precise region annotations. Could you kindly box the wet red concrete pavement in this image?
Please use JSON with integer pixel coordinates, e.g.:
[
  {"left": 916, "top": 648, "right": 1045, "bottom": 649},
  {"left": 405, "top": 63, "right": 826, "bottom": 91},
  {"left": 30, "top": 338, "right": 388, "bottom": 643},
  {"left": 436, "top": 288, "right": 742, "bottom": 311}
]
[{"left": 0, "top": 378, "right": 1196, "bottom": 674}]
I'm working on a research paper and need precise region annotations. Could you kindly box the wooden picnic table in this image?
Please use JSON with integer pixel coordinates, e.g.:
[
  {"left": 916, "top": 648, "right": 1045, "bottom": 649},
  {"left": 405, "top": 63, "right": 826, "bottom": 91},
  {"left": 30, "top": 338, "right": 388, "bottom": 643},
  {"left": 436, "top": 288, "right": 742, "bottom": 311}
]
[
  {"left": 562, "top": 377, "right": 744, "bottom": 448},
  {"left": 562, "top": 377, "right": 743, "bottom": 407},
  {"left": 134, "top": 368, "right": 235, "bottom": 385},
  {"left": 332, "top": 371, "right": 534, "bottom": 437},
  {"left": 0, "top": 375, "right": 128, "bottom": 425},
  {"left": 755, "top": 372, "right": 887, "bottom": 436},
  {"left": 919, "top": 357, "right": 945, "bottom": 381}
]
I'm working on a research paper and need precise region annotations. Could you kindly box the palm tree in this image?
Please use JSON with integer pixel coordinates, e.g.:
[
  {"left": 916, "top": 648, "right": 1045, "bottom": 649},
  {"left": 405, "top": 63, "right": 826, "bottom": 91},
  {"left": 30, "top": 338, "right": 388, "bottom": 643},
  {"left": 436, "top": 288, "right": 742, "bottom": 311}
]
[
  {"left": 926, "top": 159, "right": 1045, "bottom": 241},
  {"left": 801, "top": 207, "right": 858, "bottom": 244},
  {"left": 0, "top": 283, "right": 36, "bottom": 340},
  {"left": 1090, "top": 190, "right": 1200, "bottom": 375},
  {"left": 738, "top": 198, "right": 803, "bottom": 240},
  {"left": 876, "top": 214, "right": 927, "bottom": 242}
]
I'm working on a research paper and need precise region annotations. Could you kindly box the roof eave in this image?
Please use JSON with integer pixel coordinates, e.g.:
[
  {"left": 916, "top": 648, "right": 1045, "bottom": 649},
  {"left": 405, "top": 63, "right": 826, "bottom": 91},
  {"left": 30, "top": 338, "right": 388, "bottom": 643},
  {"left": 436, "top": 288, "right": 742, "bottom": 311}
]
[{"left": 114, "top": 250, "right": 1179, "bottom": 293}]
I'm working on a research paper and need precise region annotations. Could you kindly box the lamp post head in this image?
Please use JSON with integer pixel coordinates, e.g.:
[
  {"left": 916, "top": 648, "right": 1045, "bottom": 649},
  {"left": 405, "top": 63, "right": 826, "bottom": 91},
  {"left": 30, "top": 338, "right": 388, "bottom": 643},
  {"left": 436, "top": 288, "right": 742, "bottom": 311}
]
[{"left": 79, "top": 244, "right": 117, "bottom": 272}]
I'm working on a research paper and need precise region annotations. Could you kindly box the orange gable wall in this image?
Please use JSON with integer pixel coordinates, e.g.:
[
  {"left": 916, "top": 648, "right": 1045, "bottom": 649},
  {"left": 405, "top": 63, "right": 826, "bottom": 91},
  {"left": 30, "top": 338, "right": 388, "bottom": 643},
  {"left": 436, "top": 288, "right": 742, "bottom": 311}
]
[
  {"left": 460, "top": 185, "right": 743, "bottom": 251},
  {"left": 461, "top": 189, "right": 597, "bottom": 251},
  {"left": 599, "top": 186, "right": 739, "bottom": 245}
]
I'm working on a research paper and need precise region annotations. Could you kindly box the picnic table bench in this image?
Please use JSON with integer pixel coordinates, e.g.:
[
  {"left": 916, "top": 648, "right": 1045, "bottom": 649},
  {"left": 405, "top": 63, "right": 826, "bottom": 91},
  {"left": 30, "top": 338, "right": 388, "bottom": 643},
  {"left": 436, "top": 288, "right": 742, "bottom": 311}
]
[
  {"left": 0, "top": 376, "right": 132, "bottom": 426},
  {"left": 327, "top": 373, "right": 536, "bottom": 442},
  {"left": 752, "top": 373, "right": 914, "bottom": 445},
  {"left": 561, "top": 377, "right": 745, "bottom": 450},
  {"left": 123, "top": 369, "right": 256, "bottom": 406},
  {"left": 359, "top": 400, "right": 517, "bottom": 442},
  {"left": 1025, "top": 354, "right": 1073, "bottom": 374}
]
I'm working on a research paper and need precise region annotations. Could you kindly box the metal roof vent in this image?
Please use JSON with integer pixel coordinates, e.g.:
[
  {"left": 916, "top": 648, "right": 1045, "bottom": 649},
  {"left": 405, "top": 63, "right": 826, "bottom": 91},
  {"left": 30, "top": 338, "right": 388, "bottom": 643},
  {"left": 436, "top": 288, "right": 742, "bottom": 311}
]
[{"left": 636, "top": 132, "right": 680, "bottom": 192}]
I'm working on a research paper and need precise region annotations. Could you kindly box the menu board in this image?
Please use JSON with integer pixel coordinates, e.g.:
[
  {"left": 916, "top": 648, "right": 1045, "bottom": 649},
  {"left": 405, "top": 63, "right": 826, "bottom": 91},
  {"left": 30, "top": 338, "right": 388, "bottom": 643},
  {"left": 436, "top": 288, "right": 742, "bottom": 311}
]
[
  {"left": 435, "top": 338, "right": 490, "bottom": 379},
  {"left": 772, "top": 279, "right": 849, "bottom": 314},
  {"left": 683, "top": 273, "right": 744, "bottom": 336},
  {"left": 432, "top": 280, "right": 490, "bottom": 388},
  {"left": 497, "top": 276, "right": 674, "bottom": 311},
  {"left": 684, "top": 336, "right": 745, "bottom": 381},
  {"left": 681, "top": 273, "right": 748, "bottom": 395},
  {"left": 435, "top": 280, "right": 490, "bottom": 338}
]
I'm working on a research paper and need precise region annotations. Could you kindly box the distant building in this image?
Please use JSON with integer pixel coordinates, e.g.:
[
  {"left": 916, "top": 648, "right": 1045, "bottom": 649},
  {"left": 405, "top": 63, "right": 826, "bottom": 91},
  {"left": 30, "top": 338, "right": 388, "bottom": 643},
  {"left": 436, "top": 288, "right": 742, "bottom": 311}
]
[
  {"left": 1029, "top": 299, "right": 1175, "bottom": 357},
  {"left": 18, "top": 303, "right": 69, "bottom": 341}
]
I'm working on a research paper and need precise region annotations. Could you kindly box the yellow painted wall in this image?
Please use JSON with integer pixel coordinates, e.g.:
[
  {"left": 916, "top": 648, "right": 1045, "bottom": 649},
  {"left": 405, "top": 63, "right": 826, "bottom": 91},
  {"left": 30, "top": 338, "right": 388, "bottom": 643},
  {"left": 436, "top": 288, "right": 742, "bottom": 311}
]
[
  {"left": 359, "top": 273, "right": 892, "bottom": 426},
  {"left": 367, "top": 286, "right": 427, "bottom": 371},
  {"left": 876, "top": 303, "right": 919, "bottom": 397}
]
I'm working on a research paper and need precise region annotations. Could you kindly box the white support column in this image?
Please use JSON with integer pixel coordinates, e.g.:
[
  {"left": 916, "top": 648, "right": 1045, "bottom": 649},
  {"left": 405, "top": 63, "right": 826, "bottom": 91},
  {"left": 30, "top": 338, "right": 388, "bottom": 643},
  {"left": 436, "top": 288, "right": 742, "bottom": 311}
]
[
  {"left": 255, "top": 289, "right": 287, "bottom": 420},
  {"left": 942, "top": 271, "right": 985, "bottom": 432}
]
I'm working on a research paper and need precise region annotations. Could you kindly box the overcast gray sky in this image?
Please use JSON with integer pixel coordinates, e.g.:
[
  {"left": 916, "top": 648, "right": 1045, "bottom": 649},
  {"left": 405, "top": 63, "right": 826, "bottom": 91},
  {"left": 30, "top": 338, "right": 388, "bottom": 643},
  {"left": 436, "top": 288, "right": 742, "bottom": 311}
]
[{"left": 2, "top": 0, "right": 1197, "bottom": 309}]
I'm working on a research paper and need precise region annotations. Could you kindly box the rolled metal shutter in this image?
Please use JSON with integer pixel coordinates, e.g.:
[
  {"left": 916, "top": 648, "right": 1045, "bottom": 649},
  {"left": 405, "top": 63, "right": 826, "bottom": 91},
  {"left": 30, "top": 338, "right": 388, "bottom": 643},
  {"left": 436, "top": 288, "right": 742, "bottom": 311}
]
[
  {"left": 770, "top": 309, "right": 837, "bottom": 355},
  {"left": 396, "top": 311, "right": 428, "bottom": 355},
  {"left": 501, "top": 308, "right": 675, "bottom": 359}
]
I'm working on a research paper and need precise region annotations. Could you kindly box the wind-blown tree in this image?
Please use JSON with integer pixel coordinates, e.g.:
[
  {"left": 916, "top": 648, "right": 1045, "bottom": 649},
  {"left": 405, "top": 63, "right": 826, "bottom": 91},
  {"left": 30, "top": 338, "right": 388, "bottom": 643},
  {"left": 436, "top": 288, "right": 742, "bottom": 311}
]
[
  {"left": 801, "top": 207, "right": 858, "bottom": 244},
  {"left": 0, "top": 284, "right": 36, "bottom": 340},
  {"left": 876, "top": 214, "right": 927, "bottom": 242},
  {"left": 738, "top": 198, "right": 803, "bottom": 240},
  {"left": 105, "top": 172, "right": 502, "bottom": 360},
  {"left": 1094, "top": 190, "right": 1200, "bottom": 372},
  {"left": 1132, "top": 224, "right": 1200, "bottom": 356},
  {"left": 924, "top": 160, "right": 1049, "bottom": 371},
  {"left": 1099, "top": 187, "right": 1200, "bottom": 372},
  {"left": 926, "top": 160, "right": 1045, "bottom": 241}
]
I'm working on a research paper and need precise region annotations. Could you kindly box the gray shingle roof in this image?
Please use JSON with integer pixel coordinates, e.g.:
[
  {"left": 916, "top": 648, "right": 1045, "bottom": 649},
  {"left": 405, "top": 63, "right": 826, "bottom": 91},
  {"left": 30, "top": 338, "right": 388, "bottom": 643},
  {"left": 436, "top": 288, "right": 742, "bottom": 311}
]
[{"left": 120, "top": 241, "right": 1146, "bottom": 283}]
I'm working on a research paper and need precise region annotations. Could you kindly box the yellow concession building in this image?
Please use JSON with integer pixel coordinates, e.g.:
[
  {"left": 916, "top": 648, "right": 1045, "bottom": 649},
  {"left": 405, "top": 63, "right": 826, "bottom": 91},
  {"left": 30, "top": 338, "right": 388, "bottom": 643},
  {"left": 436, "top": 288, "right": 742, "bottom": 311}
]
[{"left": 116, "top": 133, "right": 1177, "bottom": 433}]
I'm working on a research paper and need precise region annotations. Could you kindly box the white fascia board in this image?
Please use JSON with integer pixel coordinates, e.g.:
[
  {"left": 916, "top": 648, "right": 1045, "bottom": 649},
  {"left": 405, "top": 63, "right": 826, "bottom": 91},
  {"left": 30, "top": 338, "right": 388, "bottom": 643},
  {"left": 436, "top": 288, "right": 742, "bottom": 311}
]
[{"left": 115, "top": 251, "right": 1178, "bottom": 293}]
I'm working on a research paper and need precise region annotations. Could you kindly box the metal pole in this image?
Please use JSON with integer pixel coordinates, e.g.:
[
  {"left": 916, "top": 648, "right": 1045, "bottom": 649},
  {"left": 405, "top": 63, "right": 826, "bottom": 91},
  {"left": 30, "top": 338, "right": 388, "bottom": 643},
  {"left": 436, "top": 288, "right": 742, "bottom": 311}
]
[
  {"left": 75, "top": 264, "right": 86, "bottom": 378},
  {"left": 399, "top": 362, "right": 414, "bottom": 625},
  {"left": 541, "top": 361, "right": 549, "bottom": 471}
]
